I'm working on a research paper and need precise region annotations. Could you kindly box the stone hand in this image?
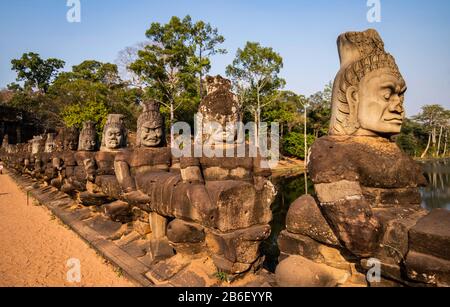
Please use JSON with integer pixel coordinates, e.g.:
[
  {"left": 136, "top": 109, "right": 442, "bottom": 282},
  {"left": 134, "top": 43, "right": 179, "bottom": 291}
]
[{"left": 122, "top": 190, "right": 152, "bottom": 205}]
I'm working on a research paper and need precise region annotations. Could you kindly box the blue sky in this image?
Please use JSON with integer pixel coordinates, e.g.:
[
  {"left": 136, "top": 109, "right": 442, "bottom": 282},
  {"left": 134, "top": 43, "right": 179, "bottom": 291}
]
[{"left": 0, "top": 0, "right": 449, "bottom": 116}]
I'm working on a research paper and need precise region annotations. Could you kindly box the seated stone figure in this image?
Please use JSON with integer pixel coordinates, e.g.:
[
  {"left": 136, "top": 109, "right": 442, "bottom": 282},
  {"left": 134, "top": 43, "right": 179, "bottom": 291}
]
[
  {"left": 61, "top": 121, "right": 97, "bottom": 194},
  {"left": 277, "top": 29, "right": 449, "bottom": 287},
  {"left": 174, "top": 76, "right": 276, "bottom": 273},
  {"left": 114, "top": 100, "right": 172, "bottom": 204},
  {"left": 79, "top": 114, "right": 127, "bottom": 206},
  {"left": 28, "top": 135, "right": 46, "bottom": 179},
  {"left": 114, "top": 100, "right": 176, "bottom": 260},
  {"left": 46, "top": 127, "right": 79, "bottom": 188}
]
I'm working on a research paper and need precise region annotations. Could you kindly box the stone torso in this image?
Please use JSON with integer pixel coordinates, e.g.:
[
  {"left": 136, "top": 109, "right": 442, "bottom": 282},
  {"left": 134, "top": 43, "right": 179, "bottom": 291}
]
[
  {"left": 309, "top": 136, "right": 427, "bottom": 207},
  {"left": 116, "top": 147, "right": 172, "bottom": 180},
  {"left": 95, "top": 151, "right": 121, "bottom": 176},
  {"left": 180, "top": 145, "right": 271, "bottom": 182}
]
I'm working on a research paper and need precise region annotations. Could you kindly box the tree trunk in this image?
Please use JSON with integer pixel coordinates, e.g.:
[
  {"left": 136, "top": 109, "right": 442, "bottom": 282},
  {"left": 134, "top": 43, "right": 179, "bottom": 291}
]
[
  {"left": 443, "top": 130, "right": 448, "bottom": 157},
  {"left": 421, "top": 133, "right": 432, "bottom": 158},
  {"left": 170, "top": 103, "right": 174, "bottom": 148},
  {"left": 304, "top": 106, "right": 308, "bottom": 195},
  {"left": 255, "top": 90, "right": 260, "bottom": 148},
  {"left": 199, "top": 49, "right": 203, "bottom": 100},
  {"left": 437, "top": 125, "right": 443, "bottom": 157},
  {"left": 432, "top": 126, "right": 437, "bottom": 156}
]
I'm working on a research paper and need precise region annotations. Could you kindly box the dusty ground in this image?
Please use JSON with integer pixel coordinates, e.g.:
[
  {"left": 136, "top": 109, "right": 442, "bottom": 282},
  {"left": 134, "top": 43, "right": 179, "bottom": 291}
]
[{"left": 0, "top": 172, "right": 134, "bottom": 287}]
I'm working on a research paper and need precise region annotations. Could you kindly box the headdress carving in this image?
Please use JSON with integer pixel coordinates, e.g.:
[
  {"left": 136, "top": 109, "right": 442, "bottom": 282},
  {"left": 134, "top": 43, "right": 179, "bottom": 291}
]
[
  {"left": 136, "top": 99, "right": 165, "bottom": 147},
  {"left": 101, "top": 114, "right": 127, "bottom": 149},
  {"left": 329, "top": 29, "right": 404, "bottom": 135},
  {"left": 199, "top": 75, "right": 241, "bottom": 125}
]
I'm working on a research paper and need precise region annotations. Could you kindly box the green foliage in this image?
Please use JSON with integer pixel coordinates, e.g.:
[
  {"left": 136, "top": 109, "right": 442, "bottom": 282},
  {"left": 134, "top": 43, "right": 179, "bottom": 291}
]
[
  {"left": 51, "top": 60, "right": 141, "bottom": 132},
  {"left": 283, "top": 132, "right": 315, "bottom": 159},
  {"left": 413, "top": 104, "right": 450, "bottom": 158},
  {"left": 263, "top": 90, "right": 305, "bottom": 134},
  {"left": 226, "top": 41, "right": 285, "bottom": 99},
  {"left": 215, "top": 270, "right": 229, "bottom": 283},
  {"left": 62, "top": 100, "right": 110, "bottom": 133},
  {"left": 226, "top": 41, "right": 285, "bottom": 139},
  {"left": 307, "top": 82, "right": 332, "bottom": 138},
  {"left": 10, "top": 52, "right": 65, "bottom": 93},
  {"left": 130, "top": 16, "right": 200, "bottom": 123}
]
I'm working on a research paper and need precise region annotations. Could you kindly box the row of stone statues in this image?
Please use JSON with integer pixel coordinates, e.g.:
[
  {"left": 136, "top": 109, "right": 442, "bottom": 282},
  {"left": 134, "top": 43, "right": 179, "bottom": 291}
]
[
  {"left": 1, "top": 29, "right": 448, "bottom": 286},
  {"left": 0, "top": 75, "right": 277, "bottom": 277}
]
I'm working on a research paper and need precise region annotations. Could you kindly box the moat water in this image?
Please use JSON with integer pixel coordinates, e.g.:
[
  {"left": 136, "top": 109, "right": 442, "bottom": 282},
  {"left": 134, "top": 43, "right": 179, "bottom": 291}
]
[{"left": 262, "top": 158, "right": 450, "bottom": 272}]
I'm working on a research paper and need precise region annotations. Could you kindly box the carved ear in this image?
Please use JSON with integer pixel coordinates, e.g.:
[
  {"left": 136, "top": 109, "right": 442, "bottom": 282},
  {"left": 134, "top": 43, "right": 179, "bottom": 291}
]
[{"left": 345, "top": 86, "right": 360, "bottom": 133}]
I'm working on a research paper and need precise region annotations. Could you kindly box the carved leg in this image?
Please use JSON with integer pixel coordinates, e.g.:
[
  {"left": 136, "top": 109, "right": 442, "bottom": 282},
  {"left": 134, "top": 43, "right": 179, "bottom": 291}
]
[
  {"left": 150, "top": 212, "right": 167, "bottom": 239},
  {"left": 148, "top": 212, "right": 174, "bottom": 262}
]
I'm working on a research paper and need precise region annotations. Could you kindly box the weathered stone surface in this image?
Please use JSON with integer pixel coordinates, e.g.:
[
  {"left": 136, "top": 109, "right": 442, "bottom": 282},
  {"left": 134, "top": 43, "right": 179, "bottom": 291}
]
[
  {"left": 148, "top": 239, "right": 175, "bottom": 263},
  {"left": 286, "top": 195, "right": 340, "bottom": 246},
  {"left": 317, "top": 245, "right": 353, "bottom": 271},
  {"left": 315, "top": 181, "right": 362, "bottom": 203},
  {"left": 167, "top": 219, "right": 205, "bottom": 243},
  {"left": 122, "top": 239, "right": 149, "bottom": 258},
  {"left": 277, "top": 230, "right": 321, "bottom": 260},
  {"left": 409, "top": 209, "right": 450, "bottom": 261},
  {"left": 78, "top": 191, "right": 110, "bottom": 207},
  {"left": 405, "top": 251, "right": 450, "bottom": 286},
  {"left": 131, "top": 207, "right": 149, "bottom": 222},
  {"left": 85, "top": 215, "right": 123, "bottom": 238},
  {"left": 133, "top": 220, "right": 151, "bottom": 236},
  {"left": 145, "top": 255, "right": 189, "bottom": 284},
  {"left": 275, "top": 255, "right": 350, "bottom": 287},
  {"left": 373, "top": 207, "right": 428, "bottom": 265},
  {"left": 320, "top": 198, "right": 383, "bottom": 257},
  {"left": 379, "top": 188, "right": 422, "bottom": 207},
  {"left": 206, "top": 224, "right": 270, "bottom": 264},
  {"left": 207, "top": 181, "right": 272, "bottom": 232},
  {"left": 67, "top": 207, "right": 93, "bottom": 221},
  {"left": 170, "top": 242, "right": 205, "bottom": 255},
  {"left": 361, "top": 258, "right": 403, "bottom": 283},
  {"left": 310, "top": 137, "right": 427, "bottom": 189},
  {"left": 102, "top": 201, "right": 131, "bottom": 223},
  {"left": 211, "top": 255, "right": 252, "bottom": 275},
  {"left": 278, "top": 230, "right": 352, "bottom": 271}
]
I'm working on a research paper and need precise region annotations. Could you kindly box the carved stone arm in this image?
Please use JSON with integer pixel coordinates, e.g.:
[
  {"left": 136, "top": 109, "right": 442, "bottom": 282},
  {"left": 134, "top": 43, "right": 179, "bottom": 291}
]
[
  {"left": 314, "top": 180, "right": 382, "bottom": 257},
  {"left": 83, "top": 158, "right": 96, "bottom": 182},
  {"left": 114, "top": 160, "right": 136, "bottom": 193}
]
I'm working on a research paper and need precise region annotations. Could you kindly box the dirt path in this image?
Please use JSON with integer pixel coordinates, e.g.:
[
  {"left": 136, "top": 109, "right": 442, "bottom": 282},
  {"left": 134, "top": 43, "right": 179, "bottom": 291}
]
[{"left": 0, "top": 172, "right": 134, "bottom": 287}]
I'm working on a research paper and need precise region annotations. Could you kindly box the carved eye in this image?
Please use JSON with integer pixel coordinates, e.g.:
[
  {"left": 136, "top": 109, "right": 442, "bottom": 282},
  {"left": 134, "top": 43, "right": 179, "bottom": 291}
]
[{"left": 384, "top": 90, "right": 392, "bottom": 101}]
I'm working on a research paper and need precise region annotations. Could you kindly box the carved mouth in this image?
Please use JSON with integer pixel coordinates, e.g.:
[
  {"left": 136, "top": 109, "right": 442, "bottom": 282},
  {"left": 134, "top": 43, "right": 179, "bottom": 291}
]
[{"left": 384, "top": 118, "right": 403, "bottom": 123}]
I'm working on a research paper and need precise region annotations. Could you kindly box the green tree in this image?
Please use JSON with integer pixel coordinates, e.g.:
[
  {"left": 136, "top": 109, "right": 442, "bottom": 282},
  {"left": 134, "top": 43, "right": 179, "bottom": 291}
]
[
  {"left": 414, "top": 104, "right": 447, "bottom": 158},
  {"left": 262, "top": 90, "right": 305, "bottom": 139},
  {"left": 226, "top": 42, "right": 285, "bottom": 147},
  {"left": 307, "top": 82, "right": 333, "bottom": 138},
  {"left": 50, "top": 60, "right": 141, "bottom": 132},
  {"left": 130, "top": 16, "right": 199, "bottom": 138},
  {"left": 396, "top": 118, "right": 427, "bottom": 156},
  {"left": 282, "top": 132, "right": 315, "bottom": 159},
  {"left": 189, "top": 17, "right": 226, "bottom": 98},
  {"left": 10, "top": 52, "right": 65, "bottom": 93}
]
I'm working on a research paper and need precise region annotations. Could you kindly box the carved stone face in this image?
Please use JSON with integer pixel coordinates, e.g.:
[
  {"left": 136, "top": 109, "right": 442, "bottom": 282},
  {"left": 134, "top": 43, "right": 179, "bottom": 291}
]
[
  {"left": 349, "top": 68, "right": 406, "bottom": 136},
  {"left": 104, "top": 127, "right": 124, "bottom": 149},
  {"left": 64, "top": 139, "right": 78, "bottom": 151},
  {"left": 203, "top": 116, "right": 237, "bottom": 145},
  {"left": 32, "top": 140, "right": 42, "bottom": 155},
  {"left": 80, "top": 136, "right": 96, "bottom": 151},
  {"left": 45, "top": 142, "right": 56, "bottom": 153},
  {"left": 140, "top": 121, "right": 163, "bottom": 147}
]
